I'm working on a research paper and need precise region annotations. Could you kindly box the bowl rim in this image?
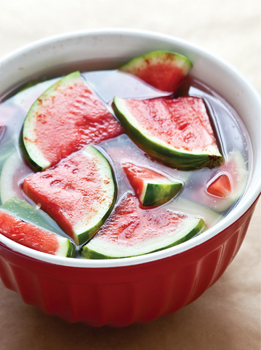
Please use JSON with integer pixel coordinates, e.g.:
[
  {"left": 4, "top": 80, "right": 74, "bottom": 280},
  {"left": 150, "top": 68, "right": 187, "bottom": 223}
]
[{"left": 0, "top": 28, "right": 260, "bottom": 268}]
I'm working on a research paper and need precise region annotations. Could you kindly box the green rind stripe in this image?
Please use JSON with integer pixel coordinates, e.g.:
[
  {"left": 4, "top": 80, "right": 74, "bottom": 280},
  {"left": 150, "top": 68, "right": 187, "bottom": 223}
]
[
  {"left": 113, "top": 97, "right": 222, "bottom": 171},
  {"left": 0, "top": 197, "right": 75, "bottom": 257},
  {"left": 81, "top": 218, "right": 206, "bottom": 259},
  {"left": 142, "top": 182, "right": 182, "bottom": 207},
  {"left": 119, "top": 51, "right": 193, "bottom": 74},
  {"left": 65, "top": 240, "right": 75, "bottom": 257},
  {"left": 0, "top": 197, "right": 67, "bottom": 237},
  {"left": 22, "top": 71, "right": 82, "bottom": 171},
  {"left": 72, "top": 145, "right": 117, "bottom": 246}
]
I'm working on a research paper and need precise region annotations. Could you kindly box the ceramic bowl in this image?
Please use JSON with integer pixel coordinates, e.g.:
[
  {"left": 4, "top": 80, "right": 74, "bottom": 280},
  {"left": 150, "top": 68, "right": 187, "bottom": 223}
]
[{"left": 0, "top": 29, "right": 260, "bottom": 326}]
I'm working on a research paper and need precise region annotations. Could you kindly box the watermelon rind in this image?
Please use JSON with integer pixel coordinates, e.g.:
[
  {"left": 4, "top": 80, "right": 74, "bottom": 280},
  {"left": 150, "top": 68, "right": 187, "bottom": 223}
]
[
  {"left": 81, "top": 216, "right": 205, "bottom": 259},
  {"left": 166, "top": 197, "right": 222, "bottom": 228},
  {"left": 0, "top": 138, "right": 16, "bottom": 172},
  {"left": 72, "top": 145, "right": 117, "bottom": 246},
  {"left": 22, "top": 71, "right": 83, "bottom": 171},
  {"left": 206, "top": 149, "right": 248, "bottom": 212},
  {"left": 123, "top": 163, "right": 183, "bottom": 207},
  {"left": 140, "top": 180, "right": 182, "bottom": 207},
  {"left": 118, "top": 51, "right": 192, "bottom": 92},
  {"left": 0, "top": 150, "right": 33, "bottom": 204},
  {"left": 0, "top": 197, "right": 75, "bottom": 257},
  {"left": 113, "top": 97, "right": 223, "bottom": 171}
]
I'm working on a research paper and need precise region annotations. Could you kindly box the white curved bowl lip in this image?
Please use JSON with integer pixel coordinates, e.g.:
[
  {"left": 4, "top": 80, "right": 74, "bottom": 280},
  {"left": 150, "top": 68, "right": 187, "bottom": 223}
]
[{"left": 0, "top": 28, "right": 260, "bottom": 268}]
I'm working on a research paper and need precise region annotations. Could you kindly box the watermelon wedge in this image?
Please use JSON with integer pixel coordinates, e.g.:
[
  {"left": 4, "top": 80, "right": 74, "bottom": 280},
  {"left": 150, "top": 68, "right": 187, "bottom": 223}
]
[
  {"left": 119, "top": 51, "right": 192, "bottom": 92},
  {"left": 81, "top": 194, "right": 206, "bottom": 259},
  {"left": 207, "top": 174, "right": 231, "bottom": 197},
  {"left": 113, "top": 96, "right": 222, "bottom": 170},
  {"left": 0, "top": 150, "right": 33, "bottom": 204},
  {"left": 185, "top": 149, "right": 248, "bottom": 212},
  {"left": 22, "top": 71, "right": 123, "bottom": 171},
  {"left": 0, "top": 198, "right": 75, "bottom": 257},
  {"left": 122, "top": 162, "right": 182, "bottom": 207},
  {"left": 166, "top": 197, "right": 222, "bottom": 228},
  {"left": 23, "top": 145, "right": 116, "bottom": 246}
]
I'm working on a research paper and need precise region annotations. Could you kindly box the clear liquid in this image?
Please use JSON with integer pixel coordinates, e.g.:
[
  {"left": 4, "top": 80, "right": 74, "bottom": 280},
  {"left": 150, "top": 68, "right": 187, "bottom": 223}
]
[{"left": 0, "top": 65, "right": 251, "bottom": 237}]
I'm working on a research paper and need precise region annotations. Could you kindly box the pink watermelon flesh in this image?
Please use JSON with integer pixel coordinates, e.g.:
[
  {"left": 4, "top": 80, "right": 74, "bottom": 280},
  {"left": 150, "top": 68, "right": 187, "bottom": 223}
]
[
  {"left": 124, "top": 97, "right": 218, "bottom": 153},
  {"left": 0, "top": 210, "right": 60, "bottom": 255},
  {"left": 122, "top": 161, "right": 168, "bottom": 198},
  {"left": 131, "top": 63, "right": 186, "bottom": 92},
  {"left": 207, "top": 174, "right": 231, "bottom": 197},
  {"left": 187, "top": 150, "right": 247, "bottom": 212},
  {"left": 23, "top": 149, "right": 111, "bottom": 240},
  {"left": 120, "top": 52, "right": 191, "bottom": 92},
  {"left": 92, "top": 194, "right": 190, "bottom": 245},
  {"left": 31, "top": 80, "right": 123, "bottom": 167}
]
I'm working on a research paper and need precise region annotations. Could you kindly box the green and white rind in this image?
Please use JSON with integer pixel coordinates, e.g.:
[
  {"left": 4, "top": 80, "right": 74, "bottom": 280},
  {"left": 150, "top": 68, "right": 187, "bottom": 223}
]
[
  {"left": 0, "top": 197, "right": 75, "bottom": 257},
  {"left": 139, "top": 177, "right": 182, "bottom": 207},
  {"left": 22, "top": 71, "right": 83, "bottom": 171},
  {"left": 72, "top": 145, "right": 117, "bottom": 246},
  {"left": 227, "top": 149, "right": 248, "bottom": 202},
  {"left": 119, "top": 51, "right": 193, "bottom": 82},
  {"left": 1, "top": 151, "right": 22, "bottom": 204},
  {"left": 81, "top": 217, "right": 205, "bottom": 259},
  {"left": 205, "top": 149, "right": 248, "bottom": 212},
  {"left": 113, "top": 97, "right": 223, "bottom": 171},
  {"left": 166, "top": 197, "right": 222, "bottom": 227}
]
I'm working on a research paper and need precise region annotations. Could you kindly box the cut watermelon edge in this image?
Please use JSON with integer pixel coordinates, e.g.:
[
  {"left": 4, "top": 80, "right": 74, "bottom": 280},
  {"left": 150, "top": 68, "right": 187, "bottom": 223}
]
[
  {"left": 22, "top": 71, "right": 83, "bottom": 171},
  {"left": 113, "top": 97, "right": 223, "bottom": 170},
  {"left": 81, "top": 216, "right": 205, "bottom": 259}
]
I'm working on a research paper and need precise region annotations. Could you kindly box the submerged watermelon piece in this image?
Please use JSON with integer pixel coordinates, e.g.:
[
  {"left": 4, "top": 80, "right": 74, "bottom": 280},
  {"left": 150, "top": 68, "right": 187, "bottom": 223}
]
[
  {"left": 113, "top": 96, "right": 222, "bottom": 170},
  {"left": 119, "top": 51, "right": 192, "bottom": 92},
  {"left": 0, "top": 150, "right": 33, "bottom": 204},
  {"left": 186, "top": 149, "right": 248, "bottom": 212},
  {"left": 207, "top": 174, "right": 231, "bottom": 197},
  {"left": 23, "top": 145, "right": 116, "bottom": 245},
  {"left": 122, "top": 162, "right": 182, "bottom": 207},
  {"left": 81, "top": 194, "right": 206, "bottom": 259},
  {"left": 22, "top": 71, "right": 123, "bottom": 171},
  {"left": 0, "top": 198, "right": 75, "bottom": 257}
]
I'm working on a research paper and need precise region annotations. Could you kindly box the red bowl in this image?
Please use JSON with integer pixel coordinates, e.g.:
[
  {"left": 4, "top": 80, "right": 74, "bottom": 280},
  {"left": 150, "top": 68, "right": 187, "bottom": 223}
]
[{"left": 0, "top": 30, "right": 260, "bottom": 326}]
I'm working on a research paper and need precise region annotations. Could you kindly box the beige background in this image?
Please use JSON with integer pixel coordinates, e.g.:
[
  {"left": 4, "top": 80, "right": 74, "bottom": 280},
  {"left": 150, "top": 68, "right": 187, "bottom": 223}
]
[{"left": 0, "top": 0, "right": 260, "bottom": 349}]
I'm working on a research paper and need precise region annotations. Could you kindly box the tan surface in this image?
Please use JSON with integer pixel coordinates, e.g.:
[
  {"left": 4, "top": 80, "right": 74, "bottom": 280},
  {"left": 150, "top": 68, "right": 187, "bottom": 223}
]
[{"left": 0, "top": 0, "right": 261, "bottom": 349}]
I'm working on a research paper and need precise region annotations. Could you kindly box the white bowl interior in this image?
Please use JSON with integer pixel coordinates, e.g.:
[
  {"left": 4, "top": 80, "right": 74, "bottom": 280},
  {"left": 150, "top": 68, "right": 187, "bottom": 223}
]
[{"left": 0, "top": 29, "right": 260, "bottom": 267}]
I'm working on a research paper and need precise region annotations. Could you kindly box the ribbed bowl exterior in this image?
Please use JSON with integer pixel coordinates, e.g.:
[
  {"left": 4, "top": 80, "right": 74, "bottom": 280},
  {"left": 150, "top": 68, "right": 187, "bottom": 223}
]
[{"left": 0, "top": 200, "right": 257, "bottom": 326}]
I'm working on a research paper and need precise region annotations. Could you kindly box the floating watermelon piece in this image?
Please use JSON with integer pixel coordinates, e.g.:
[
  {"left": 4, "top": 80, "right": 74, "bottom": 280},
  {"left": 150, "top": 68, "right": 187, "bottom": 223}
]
[
  {"left": 113, "top": 96, "right": 222, "bottom": 170},
  {"left": 22, "top": 71, "right": 123, "bottom": 171},
  {"left": 119, "top": 51, "right": 192, "bottom": 92},
  {"left": 167, "top": 197, "right": 222, "bottom": 228},
  {"left": 122, "top": 162, "right": 182, "bottom": 207},
  {"left": 0, "top": 150, "right": 33, "bottom": 204},
  {"left": 23, "top": 145, "right": 116, "bottom": 246},
  {"left": 185, "top": 149, "right": 248, "bottom": 212},
  {"left": 207, "top": 174, "right": 231, "bottom": 197},
  {"left": 81, "top": 194, "right": 206, "bottom": 259},
  {"left": 0, "top": 198, "right": 75, "bottom": 257}
]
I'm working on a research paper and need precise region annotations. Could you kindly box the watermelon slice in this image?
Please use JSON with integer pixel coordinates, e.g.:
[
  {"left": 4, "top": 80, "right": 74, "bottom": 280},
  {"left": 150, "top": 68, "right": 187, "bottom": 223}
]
[
  {"left": 207, "top": 174, "right": 231, "bottom": 197},
  {"left": 166, "top": 197, "right": 222, "bottom": 228},
  {"left": 23, "top": 145, "right": 116, "bottom": 245},
  {"left": 122, "top": 162, "right": 182, "bottom": 207},
  {"left": 0, "top": 150, "right": 33, "bottom": 204},
  {"left": 119, "top": 51, "right": 192, "bottom": 92},
  {"left": 22, "top": 71, "right": 123, "bottom": 171},
  {"left": 113, "top": 96, "right": 222, "bottom": 170},
  {"left": 185, "top": 149, "right": 248, "bottom": 212},
  {"left": 0, "top": 198, "right": 75, "bottom": 257},
  {"left": 81, "top": 194, "right": 205, "bottom": 259}
]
